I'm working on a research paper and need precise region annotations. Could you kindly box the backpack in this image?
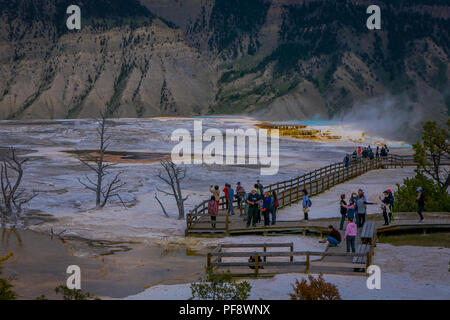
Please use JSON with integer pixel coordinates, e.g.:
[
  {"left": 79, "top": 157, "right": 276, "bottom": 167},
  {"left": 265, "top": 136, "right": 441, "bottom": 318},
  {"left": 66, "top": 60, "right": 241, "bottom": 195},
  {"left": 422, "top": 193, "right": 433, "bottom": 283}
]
[
  {"left": 307, "top": 198, "right": 312, "bottom": 207},
  {"left": 274, "top": 198, "right": 279, "bottom": 207}
]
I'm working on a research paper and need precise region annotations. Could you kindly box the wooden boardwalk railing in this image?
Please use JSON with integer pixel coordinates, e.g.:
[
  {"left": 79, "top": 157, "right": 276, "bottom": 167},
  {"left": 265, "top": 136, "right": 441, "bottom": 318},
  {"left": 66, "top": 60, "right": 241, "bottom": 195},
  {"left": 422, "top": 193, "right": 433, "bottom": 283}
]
[
  {"left": 207, "top": 241, "right": 375, "bottom": 276},
  {"left": 186, "top": 154, "right": 413, "bottom": 233}
]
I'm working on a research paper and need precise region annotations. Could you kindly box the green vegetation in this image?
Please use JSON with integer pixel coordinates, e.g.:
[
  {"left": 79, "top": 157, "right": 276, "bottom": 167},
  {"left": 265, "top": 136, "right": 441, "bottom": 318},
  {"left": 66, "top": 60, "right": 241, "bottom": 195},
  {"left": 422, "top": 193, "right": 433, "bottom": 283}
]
[
  {"left": 395, "top": 120, "right": 450, "bottom": 212},
  {"left": 54, "top": 285, "right": 100, "bottom": 300},
  {"left": 378, "top": 232, "right": 450, "bottom": 248},
  {"left": 0, "top": 253, "right": 17, "bottom": 300},
  {"left": 190, "top": 266, "right": 251, "bottom": 300}
]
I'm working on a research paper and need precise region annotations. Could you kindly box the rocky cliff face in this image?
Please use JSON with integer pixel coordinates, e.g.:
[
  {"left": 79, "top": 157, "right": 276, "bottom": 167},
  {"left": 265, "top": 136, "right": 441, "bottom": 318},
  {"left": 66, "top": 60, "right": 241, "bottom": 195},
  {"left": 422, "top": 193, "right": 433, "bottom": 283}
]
[{"left": 0, "top": 0, "right": 449, "bottom": 138}]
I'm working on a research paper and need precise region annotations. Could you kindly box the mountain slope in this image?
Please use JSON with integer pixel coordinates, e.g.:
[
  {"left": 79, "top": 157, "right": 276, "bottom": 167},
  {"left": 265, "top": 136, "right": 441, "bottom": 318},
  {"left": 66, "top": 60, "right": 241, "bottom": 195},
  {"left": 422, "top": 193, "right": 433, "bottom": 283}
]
[{"left": 0, "top": 0, "right": 449, "bottom": 139}]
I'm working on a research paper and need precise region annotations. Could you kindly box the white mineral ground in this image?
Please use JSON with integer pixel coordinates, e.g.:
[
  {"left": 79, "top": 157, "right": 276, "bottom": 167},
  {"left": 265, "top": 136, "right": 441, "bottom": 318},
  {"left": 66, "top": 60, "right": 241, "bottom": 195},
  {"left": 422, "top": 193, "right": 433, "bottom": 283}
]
[{"left": 3, "top": 117, "right": 447, "bottom": 300}]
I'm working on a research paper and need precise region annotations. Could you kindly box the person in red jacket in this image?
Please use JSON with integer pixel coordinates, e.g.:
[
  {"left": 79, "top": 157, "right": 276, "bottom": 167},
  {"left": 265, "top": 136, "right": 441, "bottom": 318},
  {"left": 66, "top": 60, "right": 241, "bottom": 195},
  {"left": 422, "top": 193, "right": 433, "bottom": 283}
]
[{"left": 223, "top": 183, "right": 230, "bottom": 210}]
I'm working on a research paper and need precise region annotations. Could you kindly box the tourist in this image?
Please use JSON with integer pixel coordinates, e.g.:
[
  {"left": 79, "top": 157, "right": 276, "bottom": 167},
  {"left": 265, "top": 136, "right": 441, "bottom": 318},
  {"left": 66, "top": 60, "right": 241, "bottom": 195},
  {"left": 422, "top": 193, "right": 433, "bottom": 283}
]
[
  {"left": 346, "top": 197, "right": 356, "bottom": 220},
  {"left": 262, "top": 192, "right": 273, "bottom": 226},
  {"left": 357, "top": 189, "right": 367, "bottom": 201},
  {"left": 376, "top": 146, "right": 380, "bottom": 159},
  {"left": 256, "top": 180, "right": 264, "bottom": 195},
  {"left": 246, "top": 189, "right": 260, "bottom": 227},
  {"left": 339, "top": 194, "right": 347, "bottom": 230},
  {"left": 387, "top": 189, "right": 395, "bottom": 222},
  {"left": 351, "top": 192, "right": 359, "bottom": 225},
  {"left": 380, "top": 191, "right": 391, "bottom": 225},
  {"left": 344, "top": 217, "right": 357, "bottom": 253},
  {"left": 319, "top": 225, "right": 341, "bottom": 247},
  {"left": 302, "top": 189, "right": 312, "bottom": 221},
  {"left": 271, "top": 190, "right": 278, "bottom": 225},
  {"left": 227, "top": 184, "right": 235, "bottom": 215},
  {"left": 344, "top": 154, "right": 350, "bottom": 169},
  {"left": 356, "top": 194, "right": 367, "bottom": 228},
  {"left": 209, "top": 185, "right": 220, "bottom": 209},
  {"left": 352, "top": 150, "right": 357, "bottom": 161},
  {"left": 357, "top": 146, "right": 362, "bottom": 156},
  {"left": 416, "top": 187, "right": 425, "bottom": 222},
  {"left": 223, "top": 184, "right": 230, "bottom": 210},
  {"left": 236, "top": 182, "right": 245, "bottom": 210},
  {"left": 207, "top": 196, "right": 218, "bottom": 229}
]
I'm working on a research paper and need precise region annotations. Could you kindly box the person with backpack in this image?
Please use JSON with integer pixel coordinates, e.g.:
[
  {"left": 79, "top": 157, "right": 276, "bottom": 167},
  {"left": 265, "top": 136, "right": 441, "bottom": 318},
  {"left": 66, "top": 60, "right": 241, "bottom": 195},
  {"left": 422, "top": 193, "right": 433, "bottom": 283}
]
[
  {"left": 246, "top": 189, "right": 260, "bottom": 228},
  {"left": 271, "top": 190, "right": 279, "bottom": 225},
  {"left": 339, "top": 194, "right": 347, "bottom": 230},
  {"left": 379, "top": 191, "right": 391, "bottom": 226},
  {"left": 302, "top": 189, "right": 312, "bottom": 220},
  {"left": 344, "top": 155, "right": 350, "bottom": 169},
  {"left": 262, "top": 192, "right": 273, "bottom": 226},
  {"left": 236, "top": 182, "right": 245, "bottom": 211},
  {"left": 227, "top": 184, "right": 235, "bottom": 215},
  {"left": 345, "top": 197, "right": 356, "bottom": 221},
  {"left": 416, "top": 187, "right": 425, "bottom": 222},
  {"left": 387, "top": 189, "right": 394, "bottom": 222},
  {"left": 344, "top": 217, "right": 357, "bottom": 253},
  {"left": 207, "top": 196, "right": 218, "bottom": 229}
]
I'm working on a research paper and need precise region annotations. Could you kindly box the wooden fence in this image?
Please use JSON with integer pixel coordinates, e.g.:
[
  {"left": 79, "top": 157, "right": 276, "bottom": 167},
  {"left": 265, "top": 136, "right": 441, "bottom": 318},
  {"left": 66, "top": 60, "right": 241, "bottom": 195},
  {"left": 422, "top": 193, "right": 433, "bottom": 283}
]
[
  {"left": 186, "top": 154, "right": 411, "bottom": 231},
  {"left": 207, "top": 242, "right": 373, "bottom": 276}
]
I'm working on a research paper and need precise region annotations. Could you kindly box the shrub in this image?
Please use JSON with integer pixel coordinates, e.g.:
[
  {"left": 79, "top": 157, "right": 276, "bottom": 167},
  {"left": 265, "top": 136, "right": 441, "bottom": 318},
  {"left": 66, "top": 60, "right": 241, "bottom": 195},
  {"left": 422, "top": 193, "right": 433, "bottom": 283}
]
[
  {"left": 54, "top": 286, "right": 100, "bottom": 300},
  {"left": 190, "top": 266, "right": 251, "bottom": 300},
  {"left": 290, "top": 274, "right": 341, "bottom": 300},
  {"left": 0, "top": 252, "right": 17, "bottom": 300},
  {"left": 394, "top": 173, "right": 450, "bottom": 212}
]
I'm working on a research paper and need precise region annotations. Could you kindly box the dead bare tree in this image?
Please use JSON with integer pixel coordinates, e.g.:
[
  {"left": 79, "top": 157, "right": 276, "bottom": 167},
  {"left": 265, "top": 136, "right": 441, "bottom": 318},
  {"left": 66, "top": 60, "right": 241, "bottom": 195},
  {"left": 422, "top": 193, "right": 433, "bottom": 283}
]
[
  {"left": 156, "top": 160, "right": 189, "bottom": 219},
  {"left": 77, "top": 112, "right": 126, "bottom": 209},
  {"left": 0, "top": 147, "right": 37, "bottom": 220}
]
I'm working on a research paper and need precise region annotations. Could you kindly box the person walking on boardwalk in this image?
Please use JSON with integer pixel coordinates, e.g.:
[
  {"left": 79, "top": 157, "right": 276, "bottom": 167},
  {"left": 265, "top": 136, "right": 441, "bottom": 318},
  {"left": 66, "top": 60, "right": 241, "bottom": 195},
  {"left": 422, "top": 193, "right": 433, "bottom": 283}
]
[
  {"left": 302, "top": 189, "right": 312, "bottom": 221},
  {"left": 319, "top": 225, "right": 341, "bottom": 247},
  {"left": 416, "top": 187, "right": 425, "bottom": 222},
  {"left": 209, "top": 185, "right": 220, "bottom": 210},
  {"left": 271, "top": 190, "right": 279, "bottom": 225},
  {"left": 339, "top": 194, "right": 347, "bottom": 230},
  {"left": 262, "top": 192, "right": 273, "bottom": 226},
  {"left": 344, "top": 217, "right": 357, "bottom": 253},
  {"left": 246, "top": 189, "right": 260, "bottom": 228},
  {"left": 344, "top": 154, "right": 350, "bottom": 169},
  {"left": 387, "top": 189, "right": 395, "bottom": 222},
  {"left": 207, "top": 196, "right": 218, "bottom": 229},
  {"left": 227, "top": 184, "right": 235, "bottom": 215},
  {"left": 380, "top": 191, "right": 391, "bottom": 226},
  {"left": 254, "top": 184, "right": 263, "bottom": 223},
  {"left": 223, "top": 184, "right": 230, "bottom": 210}
]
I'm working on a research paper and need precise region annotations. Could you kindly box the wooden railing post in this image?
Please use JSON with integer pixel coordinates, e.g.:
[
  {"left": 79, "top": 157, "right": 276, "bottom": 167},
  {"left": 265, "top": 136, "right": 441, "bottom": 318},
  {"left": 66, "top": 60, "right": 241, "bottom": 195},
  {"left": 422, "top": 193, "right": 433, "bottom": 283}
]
[
  {"left": 254, "top": 253, "right": 259, "bottom": 277},
  {"left": 207, "top": 252, "right": 211, "bottom": 269},
  {"left": 263, "top": 246, "right": 267, "bottom": 263},
  {"left": 290, "top": 244, "right": 294, "bottom": 262},
  {"left": 305, "top": 252, "right": 310, "bottom": 273},
  {"left": 225, "top": 213, "right": 230, "bottom": 236}
]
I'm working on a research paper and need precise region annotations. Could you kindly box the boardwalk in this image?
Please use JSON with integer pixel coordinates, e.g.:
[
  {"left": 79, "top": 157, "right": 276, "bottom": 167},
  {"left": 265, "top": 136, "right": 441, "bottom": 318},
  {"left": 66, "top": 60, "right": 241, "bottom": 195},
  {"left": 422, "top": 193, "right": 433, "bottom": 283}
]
[{"left": 205, "top": 213, "right": 450, "bottom": 276}]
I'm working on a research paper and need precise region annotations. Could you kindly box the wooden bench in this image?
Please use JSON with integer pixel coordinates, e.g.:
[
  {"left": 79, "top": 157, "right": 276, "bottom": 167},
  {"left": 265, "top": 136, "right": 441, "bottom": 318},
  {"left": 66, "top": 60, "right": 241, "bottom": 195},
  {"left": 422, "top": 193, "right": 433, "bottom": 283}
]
[
  {"left": 352, "top": 244, "right": 370, "bottom": 265},
  {"left": 361, "top": 221, "right": 375, "bottom": 244}
]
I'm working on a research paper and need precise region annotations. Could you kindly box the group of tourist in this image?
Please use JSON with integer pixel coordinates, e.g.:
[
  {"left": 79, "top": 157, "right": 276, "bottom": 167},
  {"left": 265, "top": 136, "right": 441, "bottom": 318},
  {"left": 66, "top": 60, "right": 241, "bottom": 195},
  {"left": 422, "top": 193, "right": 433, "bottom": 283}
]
[
  {"left": 207, "top": 180, "right": 279, "bottom": 229},
  {"left": 348, "top": 144, "right": 390, "bottom": 162}
]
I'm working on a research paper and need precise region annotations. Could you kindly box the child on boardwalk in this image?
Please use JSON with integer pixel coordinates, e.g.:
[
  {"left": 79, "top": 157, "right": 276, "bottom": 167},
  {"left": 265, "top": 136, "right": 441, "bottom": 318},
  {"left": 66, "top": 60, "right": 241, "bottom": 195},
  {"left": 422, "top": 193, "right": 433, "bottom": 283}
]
[
  {"left": 302, "top": 189, "right": 312, "bottom": 221},
  {"left": 344, "top": 217, "right": 357, "bottom": 253},
  {"left": 209, "top": 185, "right": 220, "bottom": 209},
  {"left": 207, "top": 196, "right": 218, "bottom": 229}
]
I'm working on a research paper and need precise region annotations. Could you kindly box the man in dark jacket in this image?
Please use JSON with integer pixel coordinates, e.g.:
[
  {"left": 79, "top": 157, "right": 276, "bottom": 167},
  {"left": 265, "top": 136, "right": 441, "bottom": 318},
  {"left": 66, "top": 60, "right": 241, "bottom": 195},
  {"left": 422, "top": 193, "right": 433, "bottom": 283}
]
[
  {"left": 320, "top": 225, "right": 341, "bottom": 247},
  {"left": 246, "top": 189, "right": 260, "bottom": 227},
  {"left": 416, "top": 187, "right": 425, "bottom": 222}
]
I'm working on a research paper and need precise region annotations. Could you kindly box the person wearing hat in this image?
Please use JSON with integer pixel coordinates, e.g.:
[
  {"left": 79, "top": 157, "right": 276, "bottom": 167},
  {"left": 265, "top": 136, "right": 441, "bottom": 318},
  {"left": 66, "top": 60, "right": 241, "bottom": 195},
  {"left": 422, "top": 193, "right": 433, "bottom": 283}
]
[
  {"left": 246, "top": 189, "right": 260, "bottom": 227},
  {"left": 416, "top": 187, "right": 425, "bottom": 222}
]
